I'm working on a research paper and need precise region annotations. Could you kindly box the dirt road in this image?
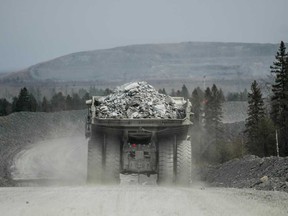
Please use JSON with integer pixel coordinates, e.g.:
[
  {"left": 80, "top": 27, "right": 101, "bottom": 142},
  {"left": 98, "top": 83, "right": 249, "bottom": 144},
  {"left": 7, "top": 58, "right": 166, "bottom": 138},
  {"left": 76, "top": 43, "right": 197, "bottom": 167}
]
[
  {"left": 0, "top": 186, "right": 287, "bottom": 216},
  {"left": 6, "top": 136, "right": 288, "bottom": 216}
]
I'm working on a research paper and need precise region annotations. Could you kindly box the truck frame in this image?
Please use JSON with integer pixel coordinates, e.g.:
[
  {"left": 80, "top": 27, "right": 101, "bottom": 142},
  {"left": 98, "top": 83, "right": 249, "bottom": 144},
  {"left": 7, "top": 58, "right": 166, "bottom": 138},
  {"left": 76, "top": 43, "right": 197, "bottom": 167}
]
[{"left": 85, "top": 96, "right": 193, "bottom": 185}]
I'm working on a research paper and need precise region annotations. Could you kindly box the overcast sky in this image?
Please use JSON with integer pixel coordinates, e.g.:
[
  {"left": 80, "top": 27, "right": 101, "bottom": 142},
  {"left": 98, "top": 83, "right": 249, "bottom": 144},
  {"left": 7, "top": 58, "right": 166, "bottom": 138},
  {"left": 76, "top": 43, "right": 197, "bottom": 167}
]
[{"left": 0, "top": 0, "right": 287, "bottom": 71}]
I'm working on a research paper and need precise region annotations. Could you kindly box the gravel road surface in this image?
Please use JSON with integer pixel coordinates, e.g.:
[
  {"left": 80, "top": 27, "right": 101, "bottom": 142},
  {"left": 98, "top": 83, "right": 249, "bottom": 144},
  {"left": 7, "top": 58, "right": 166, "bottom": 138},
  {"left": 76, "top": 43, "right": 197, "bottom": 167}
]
[{"left": 0, "top": 186, "right": 287, "bottom": 216}]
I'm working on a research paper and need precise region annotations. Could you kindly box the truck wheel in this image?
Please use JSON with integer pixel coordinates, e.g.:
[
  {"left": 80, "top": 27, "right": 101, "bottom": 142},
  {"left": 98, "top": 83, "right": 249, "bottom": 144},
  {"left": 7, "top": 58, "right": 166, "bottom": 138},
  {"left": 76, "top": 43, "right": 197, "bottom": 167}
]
[
  {"left": 103, "top": 135, "right": 120, "bottom": 184},
  {"left": 87, "top": 136, "right": 103, "bottom": 184},
  {"left": 176, "top": 140, "right": 192, "bottom": 185},
  {"left": 158, "top": 137, "right": 174, "bottom": 185}
]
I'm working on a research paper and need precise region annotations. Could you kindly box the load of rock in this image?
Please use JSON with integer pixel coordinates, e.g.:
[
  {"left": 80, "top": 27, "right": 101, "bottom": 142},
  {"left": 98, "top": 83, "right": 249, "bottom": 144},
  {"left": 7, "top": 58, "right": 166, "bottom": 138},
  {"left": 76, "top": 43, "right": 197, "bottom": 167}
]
[{"left": 96, "top": 81, "right": 184, "bottom": 119}]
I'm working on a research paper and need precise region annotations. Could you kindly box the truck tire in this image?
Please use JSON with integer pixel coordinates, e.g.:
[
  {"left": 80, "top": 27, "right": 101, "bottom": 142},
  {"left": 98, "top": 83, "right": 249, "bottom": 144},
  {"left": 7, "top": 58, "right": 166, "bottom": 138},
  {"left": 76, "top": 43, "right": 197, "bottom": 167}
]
[
  {"left": 87, "top": 135, "right": 103, "bottom": 184},
  {"left": 158, "top": 137, "right": 175, "bottom": 185},
  {"left": 176, "top": 140, "right": 192, "bottom": 185},
  {"left": 103, "top": 135, "right": 120, "bottom": 184}
]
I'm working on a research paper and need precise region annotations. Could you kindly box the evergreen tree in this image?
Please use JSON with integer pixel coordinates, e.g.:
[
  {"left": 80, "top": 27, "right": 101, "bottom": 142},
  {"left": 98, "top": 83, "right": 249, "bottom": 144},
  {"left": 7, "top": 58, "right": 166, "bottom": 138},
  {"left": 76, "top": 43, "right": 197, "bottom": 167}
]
[
  {"left": 78, "top": 88, "right": 88, "bottom": 98},
  {"left": 270, "top": 41, "right": 288, "bottom": 156},
  {"left": 181, "top": 84, "right": 189, "bottom": 99},
  {"left": 176, "top": 90, "right": 182, "bottom": 97},
  {"left": 82, "top": 92, "right": 90, "bottom": 103},
  {"left": 29, "top": 93, "right": 38, "bottom": 111},
  {"left": 191, "top": 88, "right": 202, "bottom": 124},
  {"left": 11, "top": 97, "right": 18, "bottom": 112},
  {"left": 210, "top": 84, "right": 224, "bottom": 142},
  {"left": 190, "top": 87, "right": 204, "bottom": 163},
  {"left": 158, "top": 88, "right": 167, "bottom": 95},
  {"left": 71, "top": 93, "right": 82, "bottom": 109},
  {"left": 204, "top": 87, "right": 213, "bottom": 130},
  {"left": 14, "top": 87, "right": 37, "bottom": 112},
  {"left": 218, "top": 88, "right": 225, "bottom": 102},
  {"left": 270, "top": 41, "right": 288, "bottom": 124},
  {"left": 256, "top": 117, "right": 276, "bottom": 157},
  {"left": 0, "top": 99, "right": 12, "bottom": 116},
  {"left": 204, "top": 85, "right": 223, "bottom": 132},
  {"left": 50, "top": 92, "right": 66, "bottom": 111},
  {"left": 158, "top": 88, "right": 166, "bottom": 94},
  {"left": 245, "top": 80, "right": 268, "bottom": 156},
  {"left": 65, "top": 95, "right": 73, "bottom": 110},
  {"left": 203, "top": 84, "right": 225, "bottom": 163}
]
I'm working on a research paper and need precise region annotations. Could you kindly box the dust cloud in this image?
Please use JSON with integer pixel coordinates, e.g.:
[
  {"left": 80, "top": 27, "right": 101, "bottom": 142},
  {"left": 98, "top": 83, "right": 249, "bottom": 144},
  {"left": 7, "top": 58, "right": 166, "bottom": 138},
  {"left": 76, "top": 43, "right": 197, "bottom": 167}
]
[{"left": 11, "top": 136, "right": 87, "bottom": 184}]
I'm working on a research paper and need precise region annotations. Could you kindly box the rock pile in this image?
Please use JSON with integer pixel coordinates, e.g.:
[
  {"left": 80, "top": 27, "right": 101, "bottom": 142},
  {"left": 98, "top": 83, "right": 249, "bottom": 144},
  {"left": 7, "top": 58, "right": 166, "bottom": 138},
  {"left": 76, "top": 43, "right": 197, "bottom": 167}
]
[{"left": 96, "top": 81, "right": 182, "bottom": 119}]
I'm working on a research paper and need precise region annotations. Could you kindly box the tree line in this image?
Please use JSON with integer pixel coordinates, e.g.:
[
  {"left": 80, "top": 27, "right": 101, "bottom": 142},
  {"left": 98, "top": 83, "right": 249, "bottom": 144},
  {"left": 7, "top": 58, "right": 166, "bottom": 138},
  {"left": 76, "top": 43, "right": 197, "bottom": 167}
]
[
  {"left": 159, "top": 85, "right": 247, "bottom": 102},
  {"left": 245, "top": 41, "right": 288, "bottom": 157},
  {"left": 0, "top": 87, "right": 113, "bottom": 116},
  {"left": 1, "top": 82, "right": 244, "bottom": 117}
]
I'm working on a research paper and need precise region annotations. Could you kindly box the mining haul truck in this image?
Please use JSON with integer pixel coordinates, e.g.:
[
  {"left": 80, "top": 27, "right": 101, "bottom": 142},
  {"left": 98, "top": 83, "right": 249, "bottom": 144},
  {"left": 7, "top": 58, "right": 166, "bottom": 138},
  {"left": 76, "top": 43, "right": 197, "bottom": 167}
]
[{"left": 85, "top": 96, "right": 192, "bottom": 185}]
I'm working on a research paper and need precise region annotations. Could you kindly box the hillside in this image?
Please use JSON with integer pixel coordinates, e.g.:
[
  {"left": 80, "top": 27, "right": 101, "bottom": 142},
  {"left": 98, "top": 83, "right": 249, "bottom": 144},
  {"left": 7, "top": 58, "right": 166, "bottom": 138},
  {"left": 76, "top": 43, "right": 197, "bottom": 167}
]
[{"left": 2, "top": 42, "right": 277, "bottom": 84}]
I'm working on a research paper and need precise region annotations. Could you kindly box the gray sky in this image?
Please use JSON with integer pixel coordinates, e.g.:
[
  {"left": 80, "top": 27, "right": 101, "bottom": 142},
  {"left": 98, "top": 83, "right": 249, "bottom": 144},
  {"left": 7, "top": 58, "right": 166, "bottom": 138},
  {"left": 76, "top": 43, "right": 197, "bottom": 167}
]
[{"left": 0, "top": 0, "right": 287, "bottom": 71}]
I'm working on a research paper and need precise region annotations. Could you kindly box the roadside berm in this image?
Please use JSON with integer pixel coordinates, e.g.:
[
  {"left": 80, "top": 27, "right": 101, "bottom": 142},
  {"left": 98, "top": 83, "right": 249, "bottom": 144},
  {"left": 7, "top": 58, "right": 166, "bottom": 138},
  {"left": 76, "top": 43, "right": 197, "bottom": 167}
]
[{"left": 201, "top": 155, "right": 288, "bottom": 192}]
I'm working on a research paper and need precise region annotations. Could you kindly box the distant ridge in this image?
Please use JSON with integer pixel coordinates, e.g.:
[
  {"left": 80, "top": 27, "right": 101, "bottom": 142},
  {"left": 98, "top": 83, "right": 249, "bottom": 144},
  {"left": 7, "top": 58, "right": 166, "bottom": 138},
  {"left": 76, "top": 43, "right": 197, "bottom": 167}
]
[{"left": 1, "top": 42, "right": 277, "bottom": 84}]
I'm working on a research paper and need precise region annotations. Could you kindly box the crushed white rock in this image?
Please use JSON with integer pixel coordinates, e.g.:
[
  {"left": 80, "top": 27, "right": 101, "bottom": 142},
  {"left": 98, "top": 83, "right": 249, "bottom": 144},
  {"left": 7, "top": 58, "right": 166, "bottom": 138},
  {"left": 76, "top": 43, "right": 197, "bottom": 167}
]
[{"left": 96, "top": 81, "right": 184, "bottom": 119}]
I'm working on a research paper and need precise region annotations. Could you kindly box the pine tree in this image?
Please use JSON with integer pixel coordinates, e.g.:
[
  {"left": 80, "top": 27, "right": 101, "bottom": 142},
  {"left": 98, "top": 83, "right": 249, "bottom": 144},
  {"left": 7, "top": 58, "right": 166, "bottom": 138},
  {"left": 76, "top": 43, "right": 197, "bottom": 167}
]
[
  {"left": 203, "top": 85, "right": 225, "bottom": 163},
  {"left": 190, "top": 87, "right": 204, "bottom": 163},
  {"left": 270, "top": 41, "right": 288, "bottom": 156},
  {"left": 204, "top": 85, "right": 223, "bottom": 133},
  {"left": 210, "top": 84, "right": 224, "bottom": 148},
  {"left": 191, "top": 88, "right": 202, "bottom": 124},
  {"left": 14, "top": 87, "right": 37, "bottom": 112},
  {"left": 50, "top": 92, "right": 66, "bottom": 111},
  {"left": 158, "top": 88, "right": 167, "bottom": 95},
  {"left": 29, "top": 93, "right": 38, "bottom": 112},
  {"left": 245, "top": 80, "right": 266, "bottom": 155},
  {"left": 181, "top": 84, "right": 189, "bottom": 99},
  {"left": 218, "top": 88, "right": 225, "bottom": 102},
  {"left": 71, "top": 93, "right": 82, "bottom": 109},
  {"left": 65, "top": 95, "right": 73, "bottom": 110},
  {"left": 204, "top": 87, "right": 213, "bottom": 130},
  {"left": 0, "top": 99, "right": 12, "bottom": 116},
  {"left": 270, "top": 41, "right": 288, "bottom": 124}
]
